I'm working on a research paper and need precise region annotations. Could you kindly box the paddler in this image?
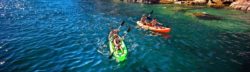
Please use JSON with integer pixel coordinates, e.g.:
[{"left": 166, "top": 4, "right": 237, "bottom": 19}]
[
  {"left": 113, "top": 34, "right": 124, "bottom": 54},
  {"left": 150, "top": 18, "right": 162, "bottom": 27},
  {"left": 140, "top": 14, "right": 147, "bottom": 25}
]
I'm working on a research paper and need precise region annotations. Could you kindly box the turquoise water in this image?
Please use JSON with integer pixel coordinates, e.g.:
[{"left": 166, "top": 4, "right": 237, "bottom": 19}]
[{"left": 0, "top": 0, "right": 250, "bottom": 72}]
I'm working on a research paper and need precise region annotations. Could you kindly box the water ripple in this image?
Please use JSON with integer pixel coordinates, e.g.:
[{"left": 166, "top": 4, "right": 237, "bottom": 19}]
[{"left": 0, "top": 0, "right": 250, "bottom": 72}]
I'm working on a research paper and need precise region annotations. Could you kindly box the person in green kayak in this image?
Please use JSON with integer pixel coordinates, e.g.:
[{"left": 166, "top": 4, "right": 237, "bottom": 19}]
[
  {"left": 109, "top": 29, "right": 124, "bottom": 54},
  {"left": 113, "top": 34, "right": 124, "bottom": 54},
  {"left": 140, "top": 14, "right": 147, "bottom": 25}
]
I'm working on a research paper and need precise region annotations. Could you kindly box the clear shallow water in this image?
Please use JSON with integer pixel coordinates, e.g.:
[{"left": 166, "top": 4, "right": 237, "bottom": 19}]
[{"left": 0, "top": 0, "right": 250, "bottom": 72}]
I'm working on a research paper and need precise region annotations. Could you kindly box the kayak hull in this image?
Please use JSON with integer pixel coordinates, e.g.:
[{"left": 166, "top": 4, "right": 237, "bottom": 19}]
[
  {"left": 137, "top": 21, "right": 171, "bottom": 33},
  {"left": 108, "top": 33, "right": 128, "bottom": 62}
]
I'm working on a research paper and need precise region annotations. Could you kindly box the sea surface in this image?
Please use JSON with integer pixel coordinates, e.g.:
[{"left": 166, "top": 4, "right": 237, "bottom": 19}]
[{"left": 0, "top": 0, "right": 250, "bottom": 72}]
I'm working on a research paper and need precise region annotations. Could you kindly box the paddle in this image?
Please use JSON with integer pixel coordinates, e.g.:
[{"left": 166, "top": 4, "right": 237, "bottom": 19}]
[
  {"left": 109, "top": 26, "right": 131, "bottom": 59},
  {"left": 147, "top": 10, "right": 153, "bottom": 20},
  {"left": 157, "top": 21, "right": 163, "bottom": 25},
  {"left": 122, "top": 26, "right": 131, "bottom": 39},
  {"left": 108, "top": 21, "right": 125, "bottom": 39},
  {"left": 118, "top": 21, "right": 125, "bottom": 30}
]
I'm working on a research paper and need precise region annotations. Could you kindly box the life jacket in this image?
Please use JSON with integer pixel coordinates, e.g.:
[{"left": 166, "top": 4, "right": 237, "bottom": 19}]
[{"left": 113, "top": 37, "right": 122, "bottom": 50}]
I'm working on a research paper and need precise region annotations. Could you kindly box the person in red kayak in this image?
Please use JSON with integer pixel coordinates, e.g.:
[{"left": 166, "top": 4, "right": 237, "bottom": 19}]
[
  {"left": 150, "top": 18, "right": 162, "bottom": 27},
  {"left": 140, "top": 14, "right": 147, "bottom": 25}
]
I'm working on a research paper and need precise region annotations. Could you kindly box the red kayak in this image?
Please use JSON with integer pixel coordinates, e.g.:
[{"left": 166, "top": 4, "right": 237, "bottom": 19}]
[{"left": 137, "top": 21, "right": 171, "bottom": 33}]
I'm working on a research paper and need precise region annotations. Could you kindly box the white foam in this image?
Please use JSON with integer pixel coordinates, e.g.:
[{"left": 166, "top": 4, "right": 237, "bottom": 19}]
[
  {"left": 1, "top": 14, "right": 5, "bottom": 16},
  {"left": 0, "top": 61, "right": 5, "bottom": 65}
]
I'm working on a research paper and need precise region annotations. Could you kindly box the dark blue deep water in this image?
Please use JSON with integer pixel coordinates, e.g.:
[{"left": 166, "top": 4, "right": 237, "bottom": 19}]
[{"left": 1, "top": 0, "right": 250, "bottom": 72}]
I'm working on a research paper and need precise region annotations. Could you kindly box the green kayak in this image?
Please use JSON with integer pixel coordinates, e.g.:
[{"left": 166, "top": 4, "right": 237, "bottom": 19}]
[{"left": 108, "top": 33, "right": 128, "bottom": 62}]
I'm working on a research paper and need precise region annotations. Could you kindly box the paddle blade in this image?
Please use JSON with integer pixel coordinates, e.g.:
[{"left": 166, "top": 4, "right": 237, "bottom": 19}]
[
  {"left": 147, "top": 10, "right": 153, "bottom": 20},
  {"left": 127, "top": 26, "right": 131, "bottom": 32},
  {"left": 147, "top": 17, "right": 152, "bottom": 20},
  {"left": 109, "top": 52, "right": 114, "bottom": 59},
  {"left": 120, "top": 21, "right": 125, "bottom": 26}
]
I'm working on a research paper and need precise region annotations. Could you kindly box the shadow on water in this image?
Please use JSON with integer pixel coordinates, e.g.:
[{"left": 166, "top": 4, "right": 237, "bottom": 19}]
[
  {"left": 172, "top": 6, "right": 206, "bottom": 13},
  {"left": 196, "top": 14, "right": 223, "bottom": 20},
  {"left": 150, "top": 32, "right": 171, "bottom": 39}
]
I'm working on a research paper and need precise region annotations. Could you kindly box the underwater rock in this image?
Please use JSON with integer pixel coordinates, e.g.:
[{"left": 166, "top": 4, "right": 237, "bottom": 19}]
[{"left": 193, "top": 12, "right": 223, "bottom": 20}]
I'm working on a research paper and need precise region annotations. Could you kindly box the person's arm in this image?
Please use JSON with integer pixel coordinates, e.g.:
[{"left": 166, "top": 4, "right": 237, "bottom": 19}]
[{"left": 140, "top": 17, "right": 143, "bottom": 22}]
